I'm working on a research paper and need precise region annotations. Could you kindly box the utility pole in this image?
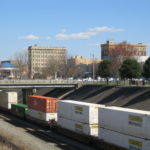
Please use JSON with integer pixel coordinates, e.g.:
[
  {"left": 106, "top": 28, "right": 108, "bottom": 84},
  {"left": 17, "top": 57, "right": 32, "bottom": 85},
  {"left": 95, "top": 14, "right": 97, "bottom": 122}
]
[
  {"left": 93, "top": 54, "right": 95, "bottom": 79},
  {"left": 91, "top": 54, "right": 95, "bottom": 79}
]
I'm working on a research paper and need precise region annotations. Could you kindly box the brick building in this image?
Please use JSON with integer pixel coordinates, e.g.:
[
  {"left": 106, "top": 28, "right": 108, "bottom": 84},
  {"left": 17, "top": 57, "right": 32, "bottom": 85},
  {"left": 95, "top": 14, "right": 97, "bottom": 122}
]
[{"left": 101, "top": 40, "right": 147, "bottom": 62}]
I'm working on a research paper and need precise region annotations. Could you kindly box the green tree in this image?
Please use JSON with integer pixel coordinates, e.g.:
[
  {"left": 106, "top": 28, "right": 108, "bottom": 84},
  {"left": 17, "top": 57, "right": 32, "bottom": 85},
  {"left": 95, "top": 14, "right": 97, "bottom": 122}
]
[
  {"left": 97, "top": 60, "right": 111, "bottom": 84},
  {"left": 119, "top": 59, "right": 142, "bottom": 81},
  {"left": 142, "top": 57, "right": 150, "bottom": 78}
]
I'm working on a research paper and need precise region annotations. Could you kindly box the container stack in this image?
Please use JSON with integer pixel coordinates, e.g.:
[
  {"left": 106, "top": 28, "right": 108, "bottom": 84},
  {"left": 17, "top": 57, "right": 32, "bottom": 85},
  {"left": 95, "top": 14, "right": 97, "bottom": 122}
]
[
  {"left": 26, "top": 95, "right": 58, "bottom": 124},
  {"left": 0, "top": 91, "right": 18, "bottom": 110},
  {"left": 98, "top": 106, "right": 150, "bottom": 150},
  {"left": 58, "top": 100, "right": 105, "bottom": 136},
  {"left": 100, "top": 128, "right": 150, "bottom": 150}
]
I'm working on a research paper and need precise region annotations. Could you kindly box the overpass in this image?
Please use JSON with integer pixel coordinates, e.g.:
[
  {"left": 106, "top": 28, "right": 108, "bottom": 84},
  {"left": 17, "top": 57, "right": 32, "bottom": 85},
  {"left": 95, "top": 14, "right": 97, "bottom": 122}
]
[
  {"left": 0, "top": 79, "right": 79, "bottom": 103},
  {"left": 0, "top": 79, "right": 78, "bottom": 89}
]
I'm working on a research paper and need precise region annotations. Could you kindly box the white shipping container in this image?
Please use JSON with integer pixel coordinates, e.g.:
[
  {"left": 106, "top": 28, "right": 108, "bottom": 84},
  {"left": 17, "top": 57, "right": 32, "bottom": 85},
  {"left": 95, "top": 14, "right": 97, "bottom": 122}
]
[
  {"left": 58, "top": 100, "right": 105, "bottom": 124},
  {"left": 99, "top": 106, "right": 150, "bottom": 139},
  {"left": 0, "top": 102, "right": 17, "bottom": 109},
  {"left": 26, "top": 108, "right": 57, "bottom": 121},
  {"left": 58, "top": 117, "right": 98, "bottom": 136},
  {"left": 98, "top": 128, "right": 150, "bottom": 150},
  {"left": 0, "top": 92, "right": 18, "bottom": 103},
  {"left": 7, "top": 92, "right": 18, "bottom": 103}
]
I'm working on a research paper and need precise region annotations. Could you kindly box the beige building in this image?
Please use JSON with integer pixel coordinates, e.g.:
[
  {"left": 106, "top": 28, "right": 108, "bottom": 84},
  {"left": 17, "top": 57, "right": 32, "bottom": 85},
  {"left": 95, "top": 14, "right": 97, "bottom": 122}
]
[
  {"left": 101, "top": 40, "right": 147, "bottom": 62},
  {"left": 68, "top": 56, "right": 101, "bottom": 77},
  {"left": 28, "top": 46, "right": 66, "bottom": 78},
  {"left": 69, "top": 56, "right": 101, "bottom": 65}
]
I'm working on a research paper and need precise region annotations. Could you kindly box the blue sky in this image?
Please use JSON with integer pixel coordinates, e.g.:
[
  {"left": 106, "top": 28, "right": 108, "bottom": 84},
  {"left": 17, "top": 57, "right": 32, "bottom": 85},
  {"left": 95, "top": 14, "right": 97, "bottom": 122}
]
[{"left": 0, "top": 0, "right": 150, "bottom": 60}]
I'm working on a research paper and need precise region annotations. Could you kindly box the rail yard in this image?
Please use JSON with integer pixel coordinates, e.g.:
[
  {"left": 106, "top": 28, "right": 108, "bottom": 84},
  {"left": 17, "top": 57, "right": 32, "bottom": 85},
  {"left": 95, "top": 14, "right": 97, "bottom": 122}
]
[{"left": 0, "top": 85, "right": 150, "bottom": 150}]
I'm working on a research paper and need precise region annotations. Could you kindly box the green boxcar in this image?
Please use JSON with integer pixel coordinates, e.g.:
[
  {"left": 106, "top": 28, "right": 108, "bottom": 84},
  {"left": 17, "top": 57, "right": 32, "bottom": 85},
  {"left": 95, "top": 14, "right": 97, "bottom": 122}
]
[{"left": 11, "top": 103, "right": 28, "bottom": 118}]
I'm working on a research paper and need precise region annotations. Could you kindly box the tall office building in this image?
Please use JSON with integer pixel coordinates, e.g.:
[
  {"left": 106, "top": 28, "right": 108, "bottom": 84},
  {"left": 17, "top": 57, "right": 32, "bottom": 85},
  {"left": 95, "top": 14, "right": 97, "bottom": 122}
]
[
  {"left": 28, "top": 46, "right": 66, "bottom": 78},
  {"left": 101, "top": 40, "right": 147, "bottom": 62}
]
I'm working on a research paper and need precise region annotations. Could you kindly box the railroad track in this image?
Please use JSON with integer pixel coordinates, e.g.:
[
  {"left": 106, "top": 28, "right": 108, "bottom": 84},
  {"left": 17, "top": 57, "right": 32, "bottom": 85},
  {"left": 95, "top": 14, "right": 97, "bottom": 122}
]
[{"left": 0, "top": 111, "right": 96, "bottom": 150}]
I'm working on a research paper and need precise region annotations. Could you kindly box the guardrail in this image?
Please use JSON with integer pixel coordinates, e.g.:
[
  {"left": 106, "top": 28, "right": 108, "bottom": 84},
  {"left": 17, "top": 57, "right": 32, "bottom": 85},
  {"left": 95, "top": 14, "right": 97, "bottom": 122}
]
[
  {"left": 0, "top": 79, "right": 79, "bottom": 85},
  {"left": 0, "top": 79, "right": 81, "bottom": 89},
  {"left": 0, "top": 79, "right": 148, "bottom": 87}
]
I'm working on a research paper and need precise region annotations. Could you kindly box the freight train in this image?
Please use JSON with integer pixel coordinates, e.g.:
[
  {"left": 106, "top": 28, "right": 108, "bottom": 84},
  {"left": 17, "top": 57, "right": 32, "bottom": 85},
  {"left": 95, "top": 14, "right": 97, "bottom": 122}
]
[{"left": 0, "top": 91, "right": 150, "bottom": 150}]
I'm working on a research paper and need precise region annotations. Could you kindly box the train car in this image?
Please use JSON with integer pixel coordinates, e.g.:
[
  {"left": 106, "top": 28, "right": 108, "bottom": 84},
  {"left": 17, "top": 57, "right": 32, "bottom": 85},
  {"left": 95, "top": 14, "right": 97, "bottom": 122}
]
[
  {"left": 10, "top": 103, "right": 28, "bottom": 119},
  {"left": 1, "top": 94, "right": 149, "bottom": 150},
  {"left": 0, "top": 91, "right": 18, "bottom": 113},
  {"left": 26, "top": 95, "right": 58, "bottom": 128},
  {"left": 53, "top": 125, "right": 128, "bottom": 150}
]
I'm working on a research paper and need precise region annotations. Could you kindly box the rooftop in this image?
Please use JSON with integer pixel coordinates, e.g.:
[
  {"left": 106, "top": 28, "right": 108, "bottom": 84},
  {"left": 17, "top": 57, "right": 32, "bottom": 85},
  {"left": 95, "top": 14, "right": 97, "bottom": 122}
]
[
  {"left": 0, "top": 61, "right": 17, "bottom": 69},
  {"left": 28, "top": 46, "right": 66, "bottom": 50}
]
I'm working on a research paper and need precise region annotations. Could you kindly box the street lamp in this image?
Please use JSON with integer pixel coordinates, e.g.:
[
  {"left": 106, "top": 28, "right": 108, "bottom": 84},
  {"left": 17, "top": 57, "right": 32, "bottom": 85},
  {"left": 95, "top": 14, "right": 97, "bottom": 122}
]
[{"left": 90, "top": 53, "right": 95, "bottom": 79}]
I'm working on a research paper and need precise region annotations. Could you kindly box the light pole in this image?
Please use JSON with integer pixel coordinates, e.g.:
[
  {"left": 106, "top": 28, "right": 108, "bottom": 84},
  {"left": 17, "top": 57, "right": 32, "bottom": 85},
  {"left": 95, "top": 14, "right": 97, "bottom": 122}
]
[{"left": 91, "top": 53, "right": 95, "bottom": 79}]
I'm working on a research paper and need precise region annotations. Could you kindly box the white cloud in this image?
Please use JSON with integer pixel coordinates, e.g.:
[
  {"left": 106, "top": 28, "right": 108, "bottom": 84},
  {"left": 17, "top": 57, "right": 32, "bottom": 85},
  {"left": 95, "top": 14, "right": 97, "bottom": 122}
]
[
  {"left": 56, "top": 32, "right": 97, "bottom": 40},
  {"left": 18, "top": 34, "right": 40, "bottom": 40},
  {"left": 89, "top": 26, "right": 124, "bottom": 32},
  {"left": 18, "top": 35, "right": 51, "bottom": 40},
  {"left": 56, "top": 26, "right": 124, "bottom": 40},
  {"left": 18, "top": 26, "right": 123, "bottom": 41}
]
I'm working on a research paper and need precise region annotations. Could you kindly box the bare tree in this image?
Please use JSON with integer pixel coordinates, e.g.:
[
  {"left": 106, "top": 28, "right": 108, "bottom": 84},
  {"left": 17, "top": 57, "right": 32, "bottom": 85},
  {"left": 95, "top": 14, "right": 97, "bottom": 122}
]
[
  {"left": 64, "top": 57, "right": 84, "bottom": 78},
  {"left": 108, "top": 41, "right": 134, "bottom": 77},
  {"left": 33, "top": 67, "right": 46, "bottom": 79},
  {"left": 12, "top": 50, "right": 28, "bottom": 79},
  {"left": 39, "top": 55, "right": 84, "bottom": 79},
  {"left": 46, "top": 58, "right": 66, "bottom": 79}
]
